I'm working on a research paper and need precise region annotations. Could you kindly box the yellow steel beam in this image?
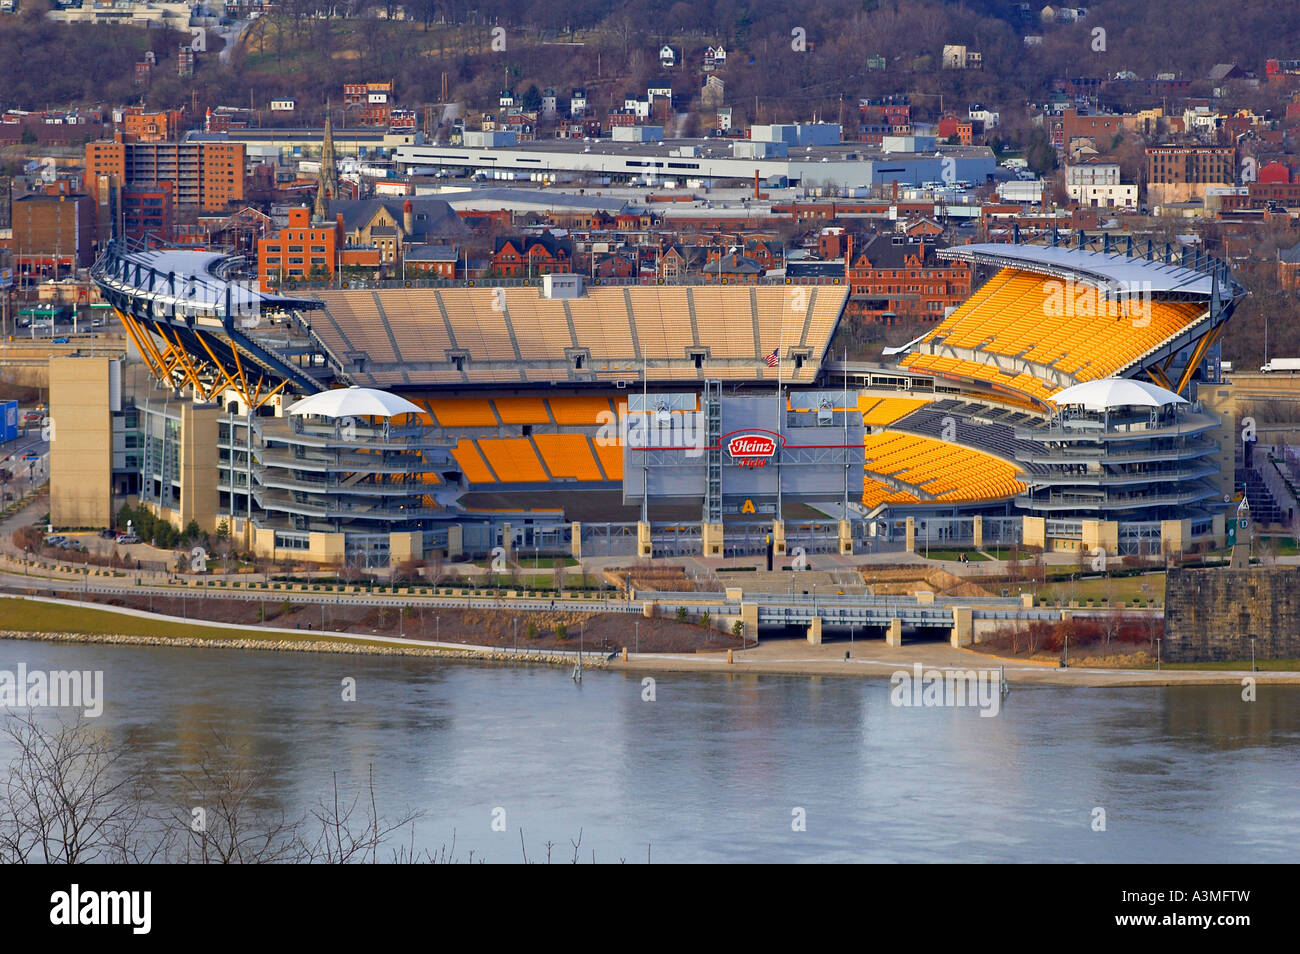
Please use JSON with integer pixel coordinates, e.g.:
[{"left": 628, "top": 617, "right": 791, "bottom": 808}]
[
  {"left": 231, "top": 345, "right": 251, "bottom": 409},
  {"left": 194, "top": 330, "right": 248, "bottom": 406},
  {"left": 253, "top": 378, "right": 288, "bottom": 410},
  {"left": 1174, "top": 322, "right": 1225, "bottom": 395},
  {"left": 162, "top": 326, "right": 208, "bottom": 398},
  {"left": 116, "top": 309, "right": 167, "bottom": 382},
  {"left": 1146, "top": 365, "right": 1174, "bottom": 390}
]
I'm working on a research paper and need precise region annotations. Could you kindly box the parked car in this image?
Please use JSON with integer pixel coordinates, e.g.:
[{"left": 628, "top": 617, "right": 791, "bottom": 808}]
[
  {"left": 99, "top": 528, "right": 117, "bottom": 539},
  {"left": 115, "top": 533, "right": 139, "bottom": 545}
]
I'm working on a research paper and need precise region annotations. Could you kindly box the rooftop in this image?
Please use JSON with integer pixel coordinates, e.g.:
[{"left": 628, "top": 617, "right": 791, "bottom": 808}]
[{"left": 938, "top": 242, "right": 1224, "bottom": 296}]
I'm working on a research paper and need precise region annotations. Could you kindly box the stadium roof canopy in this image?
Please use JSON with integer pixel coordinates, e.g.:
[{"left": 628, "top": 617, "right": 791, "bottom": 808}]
[
  {"left": 1048, "top": 378, "right": 1188, "bottom": 411},
  {"left": 97, "top": 246, "right": 320, "bottom": 314},
  {"left": 938, "top": 243, "right": 1219, "bottom": 297},
  {"left": 287, "top": 386, "right": 423, "bottom": 419}
]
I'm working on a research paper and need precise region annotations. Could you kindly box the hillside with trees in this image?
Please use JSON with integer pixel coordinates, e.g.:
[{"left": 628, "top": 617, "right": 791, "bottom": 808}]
[{"left": 2, "top": 0, "right": 1299, "bottom": 136}]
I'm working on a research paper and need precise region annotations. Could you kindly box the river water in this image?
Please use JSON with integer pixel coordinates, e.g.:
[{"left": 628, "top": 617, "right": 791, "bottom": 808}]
[{"left": 1, "top": 639, "right": 1296, "bottom": 863}]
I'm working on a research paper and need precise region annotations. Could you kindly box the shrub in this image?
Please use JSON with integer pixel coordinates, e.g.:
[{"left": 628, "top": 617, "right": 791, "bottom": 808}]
[
  {"left": 555, "top": 623, "right": 568, "bottom": 640},
  {"left": 675, "top": 606, "right": 688, "bottom": 622}
]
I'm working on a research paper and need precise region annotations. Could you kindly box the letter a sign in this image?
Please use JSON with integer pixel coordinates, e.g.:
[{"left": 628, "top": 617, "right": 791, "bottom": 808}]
[{"left": 741, "top": 498, "right": 756, "bottom": 514}]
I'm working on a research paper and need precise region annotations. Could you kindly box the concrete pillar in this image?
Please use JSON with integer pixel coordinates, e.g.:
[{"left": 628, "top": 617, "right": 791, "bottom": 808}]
[
  {"left": 50, "top": 356, "right": 114, "bottom": 530},
  {"left": 701, "top": 522, "right": 724, "bottom": 557},
  {"left": 740, "top": 602, "right": 759, "bottom": 642},
  {"left": 179, "top": 402, "right": 219, "bottom": 533},
  {"left": 772, "top": 519, "right": 787, "bottom": 556},
  {"left": 905, "top": 517, "right": 916, "bottom": 553},
  {"left": 972, "top": 515, "right": 983, "bottom": 549},
  {"left": 915, "top": 590, "right": 935, "bottom": 604},
  {"left": 1022, "top": 515, "right": 1046, "bottom": 549},
  {"left": 570, "top": 521, "right": 582, "bottom": 558},
  {"left": 446, "top": 524, "right": 463, "bottom": 559},
  {"left": 807, "top": 616, "right": 822, "bottom": 645},
  {"left": 388, "top": 530, "right": 422, "bottom": 564},
  {"left": 886, "top": 617, "right": 902, "bottom": 647},
  {"left": 949, "top": 605, "right": 973, "bottom": 648},
  {"left": 1020, "top": 592, "right": 1034, "bottom": 609},
  {"left": 839, "top": 518, "right": 853, "bottom": 555},
  {"left": 637, "top": 520, "right": 652, "bottom": 557},
  {"left": 1160, "top": 518, "right": 1189, "bottom": 560},
  {"left": 1082, "top": 519, "right": 1119, "bottom": 555},
  {"left": 501, "top": 522, "right": 512, "bottom": 559}
]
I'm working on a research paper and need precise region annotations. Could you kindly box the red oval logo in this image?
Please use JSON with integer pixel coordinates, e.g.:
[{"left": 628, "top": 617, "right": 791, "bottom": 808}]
[{"left": 727, "top": 435, "right": 777, "bottom": 458}]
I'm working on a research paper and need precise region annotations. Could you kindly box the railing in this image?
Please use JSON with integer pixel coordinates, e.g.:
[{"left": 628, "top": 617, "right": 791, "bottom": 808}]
[{"left": 273, "top": 274, "right": 851, "bottom": 292}]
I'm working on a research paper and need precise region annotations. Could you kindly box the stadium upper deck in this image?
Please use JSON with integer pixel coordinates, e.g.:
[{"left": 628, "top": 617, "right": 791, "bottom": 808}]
[
  {"left": 305, "top": 284, "right": 845, "bottom": 388},
  {"left": 897, "top": 238, "right": 1244, "bottom": 407},
  {"left": 91, "top": 241, "right": 847, "bottom": 402}
]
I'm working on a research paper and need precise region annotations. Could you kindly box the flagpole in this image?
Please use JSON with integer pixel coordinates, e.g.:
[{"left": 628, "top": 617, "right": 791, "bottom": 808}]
[
  {"left": 843, "top": 344, "right": 849, "bottom": 515},
  {"left": 776, "top": 318, "right": 784, "bottom": 521}
]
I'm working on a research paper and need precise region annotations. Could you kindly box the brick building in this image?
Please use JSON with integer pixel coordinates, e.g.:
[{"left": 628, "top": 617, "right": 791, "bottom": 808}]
[
  {"left": 11, "top": 185, "right": 95, "bottom": 282},
  {"left": 491, "top": 234, "right": 572, "bottom": 276},
  {"left": 120, "top": 108, "right": 185, "bottom": 142},
  {"left": 257, "top": 206, "right": 342, "bottom": 289},
  {"left": 120, "top": 181, "right": 174, "bottom": 246},
  {"left": 86, "top": 138, "right": 245, "bottom": 213},
  {"left": 846, "top": 235, "right": 972, "bottom": 322},
  {"left": 1146, "top": 144, "right": 1235, "bottom": 205}
]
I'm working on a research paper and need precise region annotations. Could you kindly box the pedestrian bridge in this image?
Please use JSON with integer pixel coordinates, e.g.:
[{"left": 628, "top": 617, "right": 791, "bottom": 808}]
[{"left": 640, "top": 589, "right": 1071, "bottom": 646}]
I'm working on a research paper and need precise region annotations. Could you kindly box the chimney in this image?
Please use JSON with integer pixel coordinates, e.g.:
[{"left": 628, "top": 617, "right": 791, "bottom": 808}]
[
  {"left": 403, "top": 198, "right": 414, "bottom": 236},
  {"left": 892, "top": 179, "right": 898, "bottom": 203}
]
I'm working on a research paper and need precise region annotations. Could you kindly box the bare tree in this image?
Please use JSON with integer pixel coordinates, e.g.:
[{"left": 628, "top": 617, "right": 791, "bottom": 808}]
[
  {"left": 299, "top": 767, "right": 423, "bottom": 863},
  {"left": 0, "top": 713, "right": 167, "bottom": 863},
  {"left": 174, "top": 732, "right": 301, "bottom": 863}
]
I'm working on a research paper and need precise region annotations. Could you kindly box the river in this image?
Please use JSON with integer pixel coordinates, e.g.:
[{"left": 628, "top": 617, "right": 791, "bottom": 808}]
[{"left": 0, "top": 638, "right": 1296, "bottom": 863}]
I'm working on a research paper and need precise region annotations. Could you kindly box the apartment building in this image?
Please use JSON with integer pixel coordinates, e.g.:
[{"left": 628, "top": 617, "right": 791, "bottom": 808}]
[{"left": 85, "top": 138, "right": 245, "bottom": 212}]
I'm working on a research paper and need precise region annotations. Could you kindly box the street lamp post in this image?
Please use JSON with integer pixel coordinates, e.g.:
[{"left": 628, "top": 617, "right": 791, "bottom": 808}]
[{"left": 1250, "top": 633, "right": 1257, "bottom": 672}]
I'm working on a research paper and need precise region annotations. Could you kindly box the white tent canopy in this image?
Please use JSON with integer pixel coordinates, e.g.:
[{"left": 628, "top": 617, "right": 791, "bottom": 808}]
[
  {"left": 1048, "top": 378, "right": 1188, "bottom": 411},
  {"left": 287, "top": 386, "right": 423, "bottom": 419}
]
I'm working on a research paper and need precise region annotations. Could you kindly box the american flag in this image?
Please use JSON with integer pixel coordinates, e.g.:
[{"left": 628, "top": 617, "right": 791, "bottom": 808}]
[{"left": 764, "top": 349, "right": 778, "bottom": 368}]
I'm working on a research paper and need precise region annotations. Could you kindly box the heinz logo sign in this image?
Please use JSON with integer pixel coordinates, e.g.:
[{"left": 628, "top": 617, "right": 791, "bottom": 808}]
[{"left": 727, "top": 435, "right": 777, "bottom": 458}]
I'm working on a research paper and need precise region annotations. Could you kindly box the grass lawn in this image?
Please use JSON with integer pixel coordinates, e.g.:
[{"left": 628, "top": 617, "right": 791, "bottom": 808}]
[
  {"left": 1259, "top": 536, "right": 1300, "bottom": 557},
  {"left": 921, "top": 548, "right": 991, "bottom": 562},
  {"left": 1034, "top": 572, "right": 1165, "bottom": 605},
  {"left": 0, "top": 599, "right": 384, "bottom": 647},
  {"left": 1141, "top": 659, "right": 1300, "bottom": 672},
  {"left": 472, "top": 556, "right": 578, "bottom": 570}
]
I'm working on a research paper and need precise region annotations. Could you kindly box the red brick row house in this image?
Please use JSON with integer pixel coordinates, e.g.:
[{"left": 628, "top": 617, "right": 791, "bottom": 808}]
[
  {"left": 491, "top": 233, "right": 573, "bottom": 276},
  {"left": 846, "top": 235, "right": 972, "bottom": 323}
]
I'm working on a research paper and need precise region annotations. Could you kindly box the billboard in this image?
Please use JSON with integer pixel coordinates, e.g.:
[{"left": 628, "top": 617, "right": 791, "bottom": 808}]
[{"left": 623, "top": 392, "right": 864, "bottom": 508}]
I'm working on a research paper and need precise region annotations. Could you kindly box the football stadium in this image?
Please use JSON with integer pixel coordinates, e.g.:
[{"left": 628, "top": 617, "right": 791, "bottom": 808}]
[{"left": 75, "top": 233, "right": 1244, "bottom": 566}]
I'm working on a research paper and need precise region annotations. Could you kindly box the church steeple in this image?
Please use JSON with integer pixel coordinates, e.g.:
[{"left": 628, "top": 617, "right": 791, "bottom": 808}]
[{"left": 314, "top": 115, "right": 338, "bottom": 222}]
